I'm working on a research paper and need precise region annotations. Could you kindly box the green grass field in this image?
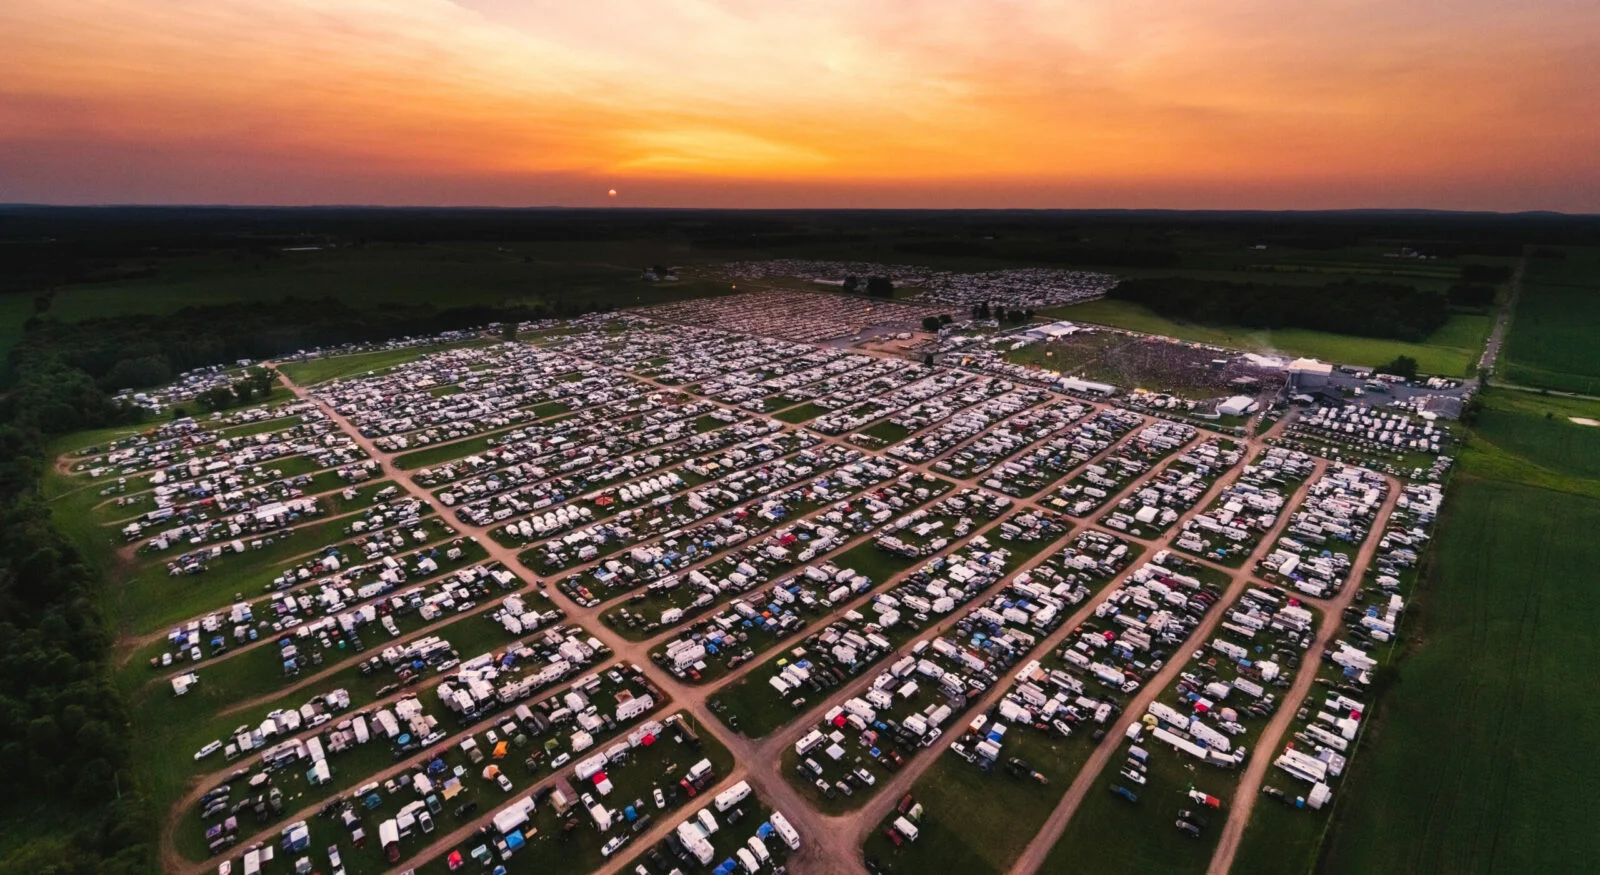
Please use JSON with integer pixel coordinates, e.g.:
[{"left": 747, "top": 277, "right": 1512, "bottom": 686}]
[
  {"left": 861, "top": 730, "right": 1095, "bottom": 875},
  {"left": 1470, "top": 392, "right": 1600, "bottom": 480},
  {"left": 278, "top": 340, "right": 491, "bottom": 385},
  {"left": 1502, "top": 247, "right": 1600, "bottom": 392},
  {"left": 1045, "top": 298, "right": 1491, "bottom": 376},
  {"left": 1311, "top": 477, "right": 1600, "bottom": 874},
  {"left": 774, "top": 402, "right": 829, "bottom": 423}
]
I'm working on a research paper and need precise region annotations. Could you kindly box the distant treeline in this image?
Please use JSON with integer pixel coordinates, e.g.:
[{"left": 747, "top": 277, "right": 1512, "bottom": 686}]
[
  {"left": 1447, "top": 283, "right": 1497, "bottom": 308},
  {"left": 1444, "top": 264, "right": 1515, "bottom": 309},
  {"left": 1109, "top": 277, "right": 1449, "bottom": 341},
  {"left": 893, "top": 239, "right": 1182, "bottom": 268},
  {"left": 11, "top": 296, "right": 609, "bottom": 406},
  {"left": 4, "top": 205, "right": 1599, "bottom": 294},
  {"left": 1461, "top": 263, "right": 1514, "bottom": 284}
]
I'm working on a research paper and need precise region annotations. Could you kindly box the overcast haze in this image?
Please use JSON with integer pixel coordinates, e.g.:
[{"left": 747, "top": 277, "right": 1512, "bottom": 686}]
[{"left": 4, "top": 0, "right": 1597, "bottom": 210}]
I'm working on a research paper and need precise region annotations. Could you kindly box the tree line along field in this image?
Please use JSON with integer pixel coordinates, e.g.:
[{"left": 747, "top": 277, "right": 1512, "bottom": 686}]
[
  {"left": 1502, "top": 247, "right": 1600, "bottom": 393},
  {"left": 1289, "top": 390, "right": 1600, "bottom": 875},
  {"left": 35, "top": 243, "right": 738, "bottom": 323},
  {"left": 3, "top": 207, "right": 1551, "bottom": 365}
]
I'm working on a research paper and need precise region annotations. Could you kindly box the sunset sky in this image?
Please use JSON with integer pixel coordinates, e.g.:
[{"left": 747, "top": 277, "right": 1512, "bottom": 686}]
[{"left": 3, "top": 0, "right": 1597, "bottom": 210}]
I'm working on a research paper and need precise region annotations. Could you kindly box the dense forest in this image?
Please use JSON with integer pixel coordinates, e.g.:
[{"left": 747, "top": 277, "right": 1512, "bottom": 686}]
[
  {"left": 0, "top": 358, "right": 150, "bottom": 872},
  {"left": 1108, "top": 277, "right": 1451, "bottom": 341}
]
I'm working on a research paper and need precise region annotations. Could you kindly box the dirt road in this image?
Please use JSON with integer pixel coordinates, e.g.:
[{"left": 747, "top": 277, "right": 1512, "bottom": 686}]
[
  {"left": 1007, "top": 469, "right": 1401, "bottom": 875},
  {"left": 1203, "top": 477, "right": 1401, "bottom": 875}
]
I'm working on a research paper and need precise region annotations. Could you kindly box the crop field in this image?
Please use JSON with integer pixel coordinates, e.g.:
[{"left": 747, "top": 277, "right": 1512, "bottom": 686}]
[
  {"left": 1300, "top": 477, "right": 1600, "bottom": 874},
  {"left": 1470, "top": 391, "right": 1600, "bottom": 480},
  {"left": 1045, "top": 299, "right": 1491, "bottom": 377},
  {"left": 1502, "top": 247, "right": 1600, "bottom": 392}
]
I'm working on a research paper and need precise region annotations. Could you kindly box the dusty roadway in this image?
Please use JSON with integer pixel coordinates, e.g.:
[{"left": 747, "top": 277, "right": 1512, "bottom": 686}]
[
  {"left": 163, "top": 343, "right": 1321, "bottom": 875},
  {"left": 1478, "top": 255, "right": 1523, "bottom": 376},
  {"left": 1202, "top": 476, "right": 1401, "bottom": 875}
]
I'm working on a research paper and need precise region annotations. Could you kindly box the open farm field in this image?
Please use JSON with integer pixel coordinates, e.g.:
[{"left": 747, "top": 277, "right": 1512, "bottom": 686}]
[
  {"left": 1045, "top": 299, "right": 1490, "bottom": 376},
  {"left": 1470, "top": 392, "right": 1600, "bottom": 480},
  {"left": 1502, "top": 248, "right": 1600, "bottom": 392}
]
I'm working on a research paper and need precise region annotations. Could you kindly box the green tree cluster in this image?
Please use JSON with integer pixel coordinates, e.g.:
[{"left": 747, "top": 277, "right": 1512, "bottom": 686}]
[
  {"left": 195, "top": 368, "right": 278, "bottom": 412},
  {"left": 0, "top": 359, "right": 152, "bottom": 873},
  {"left": 1446, "top": 283, "right": 1497, "bottom": 308},
  {"left": 1376, "top": 355, "right": 1420, "bottom": 380}
]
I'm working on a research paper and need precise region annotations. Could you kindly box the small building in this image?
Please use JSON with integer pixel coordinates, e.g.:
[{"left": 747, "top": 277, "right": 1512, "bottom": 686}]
[
  {"left": 1287, "top": 358, "right": 1334, "bottom": 389},
  {"left": 1423, "top": 395, "right": 1464, "bottom": 420},
  {"left": 1059, "top": 376, "right": 1117, "bottom": 397},
  {"left": 1217, "top": 396, "right": 1258, "bottom": 417}
]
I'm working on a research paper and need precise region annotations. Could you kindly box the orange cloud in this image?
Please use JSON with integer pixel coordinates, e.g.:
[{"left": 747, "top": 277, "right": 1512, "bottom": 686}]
[{"left": 1, "top": 0, "right": 1595, "bottom": 208}]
